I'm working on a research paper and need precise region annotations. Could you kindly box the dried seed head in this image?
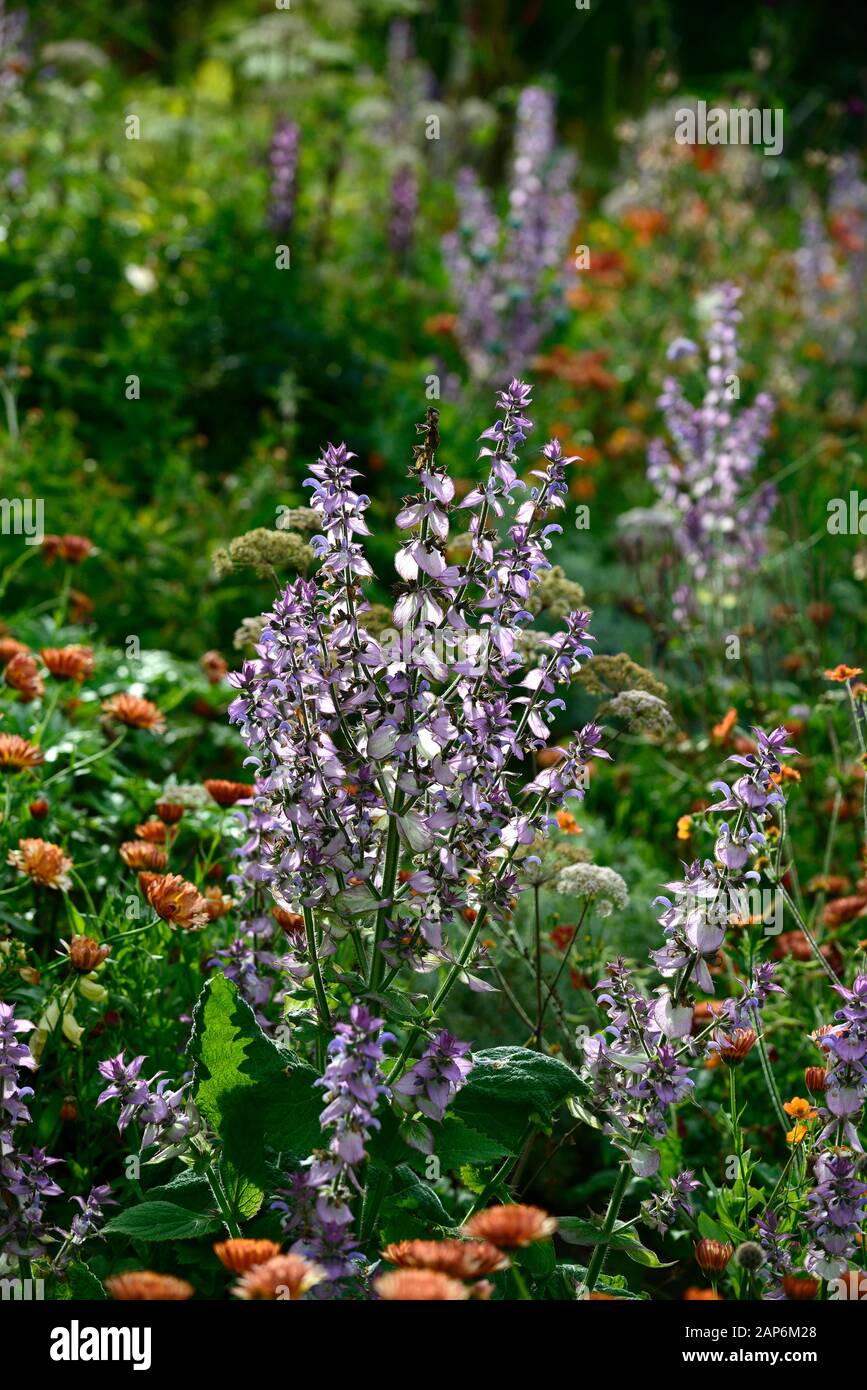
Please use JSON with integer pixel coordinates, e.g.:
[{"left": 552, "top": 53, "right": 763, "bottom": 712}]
[{"left": 734, "top": 1241, "right": 765, "bottom": 1272}]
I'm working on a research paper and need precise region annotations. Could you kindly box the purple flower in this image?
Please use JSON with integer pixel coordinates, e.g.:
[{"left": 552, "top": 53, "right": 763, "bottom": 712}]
[
  {"left": 268, "top": 118, "right": 299, "bottom": 232},
  {"left": 394, "top": 1031, "right": 472, "bottom": 1124}
]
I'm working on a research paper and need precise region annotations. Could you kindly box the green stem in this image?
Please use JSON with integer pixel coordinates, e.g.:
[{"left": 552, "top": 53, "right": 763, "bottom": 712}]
[
  {"left": 204, "top": 1162, "right": 242, "bottom": 1239},
  {"left": 303, "top": 905, "right": 331, "bottom": 1053},
  {"left": 367, "top": 792, "right": 404, "bottom": 991},
  {"left": 750, "top": 1007, "right": 789, "bottom": 1134},
  {"left": 585, "top": 1160, "right": 631, "bottom": 1294}
]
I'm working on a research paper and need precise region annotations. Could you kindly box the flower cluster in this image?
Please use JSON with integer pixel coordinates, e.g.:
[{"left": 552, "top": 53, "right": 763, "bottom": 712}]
[
  {"left": 647, "top": 283, "right": 776, "bottom": 623},
  {"left": 279, "top": 1005, "right": 391, "bottom": 1286},
  {"left": 96, "top": 1053, "right": 206, "bottom": 1163},
  {"left": 227, "top": 381, "right": 606, "bottom": 1018},
  {"left": 268, "top": 118, "right": 299, "bottom": 232},
  {"left": 442, "top": 89, "right": 577, "bottom": 382},
  {"left": 394, "top": 1030, "right": 472, "bottom": 1147}
]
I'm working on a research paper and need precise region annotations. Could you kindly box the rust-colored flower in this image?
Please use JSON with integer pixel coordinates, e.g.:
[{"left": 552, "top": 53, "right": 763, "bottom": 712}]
[
  {"left": 0, "top": 637, "right": 30, "bottom": 664},
  {"left": 804, "top": 1066, "right": 828, "bottom": 1094},
  {"left": 43, "top": 533, "right": 94, "bottom": 564},
  {"left": 824, "top": 665, "right": 863, "bottom": 683},
  {"left": 155, "top": 801, "right": 185, "bottom": 824},
  {"left": 135, "top": 820, "right": 172, "bottom": 844},
  {"left": 120, "top": 841, "right": 168, "bottom": 872},
  {"left": 201, "top": 650, "right": 228, "bottom": 684},
  {"left": 145, "top": 872, "right": 210, "bottom": 929},
  {"left": 102, "top": 694, "right": 164, "bottom": 732},
  {"left": 0, "top": 734, "right": 44, "bottom": 772},
  {"left": 233, "top": 1253, "right": 325, "bottom": 1300},
  {"left": 137, "top": 871, "right": 164, "bottom": 897},
  {"left": 203, "top": 886, "right": 235, "bottom": 921},
  {"left": 683, "top": 1287, "right": 723, "bottom": 1300},
  {"left": 8, "top": 838, "right": 73, "bottom": 890},
  {"left": 695, "top": 1239, "right": 733, "bottom": 1274},
  {"left": 555, "top": 808, "right": 582, "bottom": 835},
  {"left": 717, "top": 1028, "right": 757, "bottom": 1065},
  {"left": 463, "top": 1203, "right": 557, "bottom": 1247},
  {"left": 382, "top": 1239, "right": 509, "bottom": 1279},
  {"left": 807, "top": 873, "right": 851, "bottom": 896},
  {"left": 105, "top": 1271, "right": 193, "bottom": 1301},
  {"left": 69, "top": 589, "right": 94, "bottom": 622},
  {"left": 374, "top": 1269, "right": 469, "bottom": 1301},
  {"left": 273, "top": 906, "right": 305, "bottom": 936},
  {"left": 203, "top": 778, "right": 254, "bottom": 807},
  {"left": 29, "top": 798, "right": 49, "bottom": 817},
  {"left": 711, "top": 707, "right": 737, "bottom": 742},
  {"left": 823, "top": 895, "right": 867, "bottom": 928},
  {"left": 214, "top": 1238, "right": 282, "bottom": 1274},
  {"left": 5, "top": 651, "right": 44, "bottom": 702},
  {"left": 782, "top": 1274, "right": 818, "bottom": 1301},
  {"left": 66, "top": 936, "right": 110, "bottom": 972},
  {"left": 40, "top": 645, "right": 94, "bottom": 681}
]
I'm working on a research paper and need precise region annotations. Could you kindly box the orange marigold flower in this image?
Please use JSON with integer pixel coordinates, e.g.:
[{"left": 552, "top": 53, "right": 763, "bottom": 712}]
[
  {"left": 824, "top": 664, "right": 864, "bottom": 683},
  {"left": 155, "top": 801, "right": 185, "bottom": 824},
  {"left": 233, "top": 1253, "right": 325, "bottom": 1300},
  {"left": 137, "top": 871, "right": 165, "bottom": 896},
  {"left": 40, "top": 645, "right": 94, "bottom": 681},
  {"left": 135, "top": 820, "right": 172, "bottom": 844},
  {"left": 8, "top": 838, "right": 73, "bottom": 890},
  {"left": 5, "top": 651, "right": 44, "bottom": 702},
  {"left": 374, "top": 1269, "right": 469, "bottom": 1301},
  {"left": 0, "top": 734, "right": 44, "bottom": 772},
  {"left": 381, "top": 1239, "right": 509, "bottom": 1279},
  {"left": 711, "top": 707, "right": 737, "bottom": 741},
  {"left": 782, "top": 1274, "right": 818, "bottom": 1301},
  {"left": 683, "top": 1287, "right": 723, "bottom": 1301},
  {"left": 203, "top": 886, "right": 235, "bottom": 921},
  {"left": 201, "top": 650, "right": 228, "bottom": 684},
  {"left": 717, "top": 1028, "right": 757, "bottom": 1065},
  {"left": 555, "top": 808, "right": 582, "bottom": 835},
  {"left": 203, "top": 778, "right": 254, "bottom": 807},
  {"left": 145, "top": 872, "right": 210, "bottom": 929},
  {"left": 106, "top": 1271, "right": 193, "bottom": 1301},
  {"left": 783, "top": 1096, "right": 817, "bottom": 1121},
  {"left": 273, "top": 906, "right": 305, "bottom": 936},
  {"left": 102, "top": 693, "right": 164, "bottom": 732},
  {"left": 463, "top": 1203, "right": 557, "bottom": 1247},
  {"left": 66, "top": 936, "right": 110, "bottom": 972},
  {"left": 120, "top": 841, "right": 168, "bottom": 872},
  {"left": 0, "top": 637, "right": 30, "bottom": 664},
  {"left": 214, "top": 1238, "right": 282, "bottom": 1274},
  {"left": 695, "top": 1238, "right": 733, "bottom": 1274}
]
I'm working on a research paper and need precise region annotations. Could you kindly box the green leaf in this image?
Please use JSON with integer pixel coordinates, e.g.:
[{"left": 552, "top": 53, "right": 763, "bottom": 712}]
[
  {"left": 558, "top": 1217, "right": 674, "bottom": 1268},
  {"left": 104, "top": 1200, "right": 222, "bottom": 1241},
  {"left": 189, "top": 976, "right": 322, "bottom": 1217},
  {"left": 448, "top": 1047, "right": 579, "bottom": 1149}
]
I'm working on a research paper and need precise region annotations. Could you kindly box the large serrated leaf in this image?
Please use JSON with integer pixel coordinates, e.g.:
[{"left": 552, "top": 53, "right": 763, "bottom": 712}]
[
  {"left": 189, "top": 975, "right": 322, "bottom": 1218},
  {"left": 447, "top": 1046, "right": 579, "bottom": 1148},
  {"left": 104, "top": 1200, "right": 222, "bottom": 1241}
]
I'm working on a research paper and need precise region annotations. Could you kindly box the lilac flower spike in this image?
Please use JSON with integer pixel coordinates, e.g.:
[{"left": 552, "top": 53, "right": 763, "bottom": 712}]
[{"left": 394, "top": 1030, "right": 473, "bottom": 1122}]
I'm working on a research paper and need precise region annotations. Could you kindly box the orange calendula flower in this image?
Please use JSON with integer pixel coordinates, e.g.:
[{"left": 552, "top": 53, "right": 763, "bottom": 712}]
[
  {"left": 374, "top": 1269, "right": 469, "bottom": 1301},
  {"left": 214, "top": 1238, "right": 282, "bottom": 1274},
  {"left": 786, "top": 1123, "right": 809, "bottom": 1145},
  {"left": 8, "top": 838, "right": 73, "bottom": 890},
  {"left": 676, "top": 814, "right": 692, "bottom": 841},
  {"left": 233, "top": 1253, "right": 325, "bottom": 1300},
  {"left": 382, "top": 1239, "right": 509, "bottom": 1279},
  {"left": 105, "top": 1271, "right": 193, "bottom": 1301},
  {"left": 0, "top": 734, "right": 44, "bottom": 772},
  {"left": 155, "top": 801, "right": 185, "bottom": 824},
  {"left": 145, "top": 872, "right": 210, "bottom": 929},
  {"left": 5, "top": 651, "right": 45, "bottom": 702},
  {"left": 0, "top": 637, "right": 30, "bottom": 664},
  {"left": 203, "top": 779, "right": 254, "bottom": 807},
  {"left": 783, "top": 1096, "right": 818, "bottom": 1121},
  {"left": 42, "top": 534, "right": 95, "bottom": 565},
  {"left": 135, "top": 820, "right": 172, "bottom": 844},
  {"left": 102, "top": 694, "right": 165, "bottom": 732},
  {"left": 683, "top": 1287, "right": 723, "bottom": 1301},
  {"left": 65, "top": 936, "right": 110, "bottom": 972},
  {"left": 711, "top": 707, "right": 737, "bottom": 741},
  {"left": 694, "top": 1238, "right": 733, "bottom": 1273},
  {"left": 40, "top": 645, "right": 94, "bottom": 681},
  {"left": 824, "top": 665, "right": 863, "bottom": 683},
  {"left": 203, "top": 887, "right": 235, "bottom": 921},
  {"left": 555, "top": 808, "right": 582, "bottom": 835},
  {"left": 463, "top": 1203, "right": 557, "bottom": 1247},
  {"left": 120, "top": 841, "right": 168, "bottom": 872}
]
